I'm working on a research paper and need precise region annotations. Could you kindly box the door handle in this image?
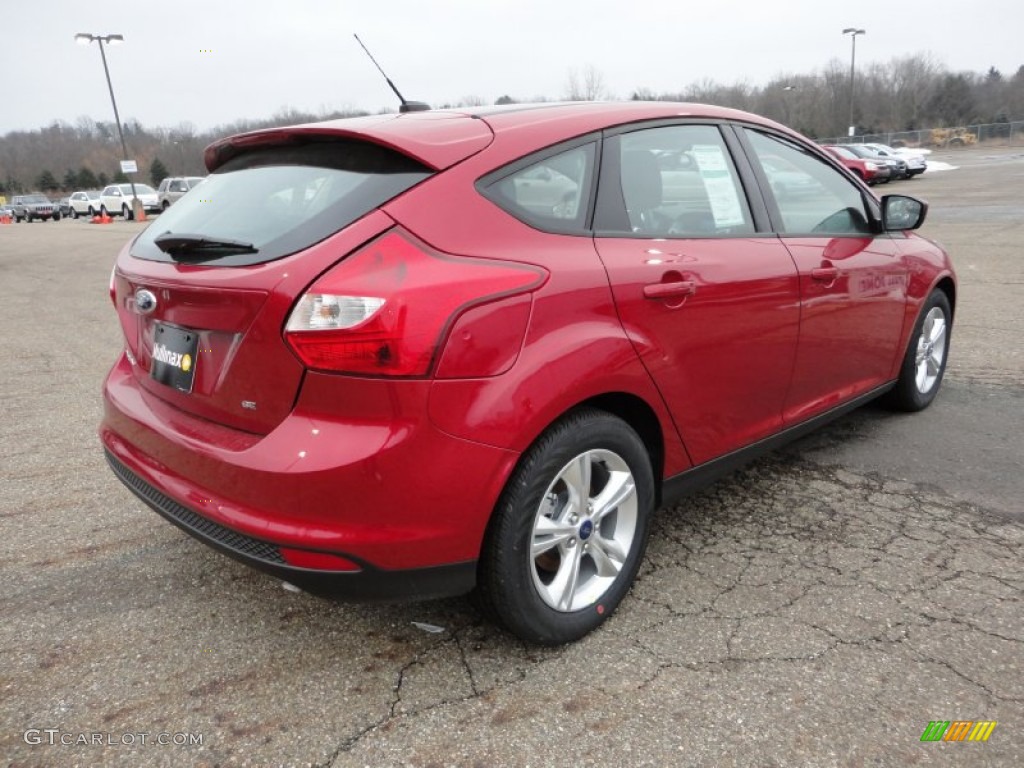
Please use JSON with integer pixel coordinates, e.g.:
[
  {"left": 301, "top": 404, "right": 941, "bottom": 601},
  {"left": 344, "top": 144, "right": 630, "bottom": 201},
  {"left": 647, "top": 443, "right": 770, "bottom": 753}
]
[
  {"left": 811, "top": 267, "right": 840, "bottom": 282},
  {"left": 643, "top": 280, "right": 696, "bottom": 300}
]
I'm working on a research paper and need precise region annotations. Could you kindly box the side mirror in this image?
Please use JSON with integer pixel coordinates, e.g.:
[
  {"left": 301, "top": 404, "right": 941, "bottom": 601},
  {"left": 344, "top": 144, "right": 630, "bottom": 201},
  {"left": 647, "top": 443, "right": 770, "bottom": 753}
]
[{"left": 881, "top": 194, "right": 927, "bottom": 231}]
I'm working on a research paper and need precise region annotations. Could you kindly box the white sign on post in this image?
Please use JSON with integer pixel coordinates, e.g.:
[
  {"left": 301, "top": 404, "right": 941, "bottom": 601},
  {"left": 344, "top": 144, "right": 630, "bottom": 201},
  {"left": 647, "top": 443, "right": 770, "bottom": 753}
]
[{"left": 120, "top": 160, "right": 138, "bottom": 174}]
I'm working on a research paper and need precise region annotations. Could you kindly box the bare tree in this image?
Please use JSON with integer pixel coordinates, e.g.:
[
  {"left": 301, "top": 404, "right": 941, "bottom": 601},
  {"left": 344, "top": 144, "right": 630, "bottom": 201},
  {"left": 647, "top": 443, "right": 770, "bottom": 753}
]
[{"left": 564, "top": 65, "right": 607, "bottom": 101}]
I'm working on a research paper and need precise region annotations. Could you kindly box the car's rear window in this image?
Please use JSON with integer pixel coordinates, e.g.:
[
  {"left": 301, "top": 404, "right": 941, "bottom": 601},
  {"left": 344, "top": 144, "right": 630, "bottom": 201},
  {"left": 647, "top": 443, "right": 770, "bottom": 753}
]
[{"left": 131, "top": 140, "right": 432, "bottom": 266}]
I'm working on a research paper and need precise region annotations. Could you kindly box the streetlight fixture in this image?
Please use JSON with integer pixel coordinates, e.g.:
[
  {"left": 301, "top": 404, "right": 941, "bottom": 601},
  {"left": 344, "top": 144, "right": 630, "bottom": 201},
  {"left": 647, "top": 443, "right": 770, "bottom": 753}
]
[
  {"left": 842, "top": 28, "right": 866, "bottom": 138},
  {"left": 75, "top": 32, "right": 144, "bottom": 220},
  {"left": 782, "top": 85, "right": 797, "bottom": 126}
]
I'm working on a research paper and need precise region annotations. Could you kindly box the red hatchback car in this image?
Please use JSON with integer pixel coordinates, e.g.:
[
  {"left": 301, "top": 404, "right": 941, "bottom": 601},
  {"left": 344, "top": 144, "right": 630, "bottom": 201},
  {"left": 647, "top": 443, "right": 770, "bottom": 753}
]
[
  {"left": 822, "top": 144, "right": 891, "bottom": 185},
  {"left": 101, "top": 102, "right": 955, "bottom": 644}
]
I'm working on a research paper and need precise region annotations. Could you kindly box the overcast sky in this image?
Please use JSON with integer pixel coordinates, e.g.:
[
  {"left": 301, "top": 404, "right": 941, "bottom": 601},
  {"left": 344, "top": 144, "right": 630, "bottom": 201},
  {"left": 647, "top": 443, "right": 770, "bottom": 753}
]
[{"left": 2, "top": 0, "right": 1021, "bottom": 135}]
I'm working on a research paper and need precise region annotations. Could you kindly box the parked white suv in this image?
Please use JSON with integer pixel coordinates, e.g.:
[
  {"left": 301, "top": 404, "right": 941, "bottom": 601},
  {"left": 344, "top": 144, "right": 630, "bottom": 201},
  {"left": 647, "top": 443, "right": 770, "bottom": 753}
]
[
  {"left": 863, "top": 143, "right": 928, "bottom": 177},
  {"left": 156, "top": 176, "right": 206, "bottom": 210},
  {"left": 68, "top": 190, "right": 103, "bottom": 218},
  {"left": 99, "top": 183, "right": 161, "bottom": 219}
]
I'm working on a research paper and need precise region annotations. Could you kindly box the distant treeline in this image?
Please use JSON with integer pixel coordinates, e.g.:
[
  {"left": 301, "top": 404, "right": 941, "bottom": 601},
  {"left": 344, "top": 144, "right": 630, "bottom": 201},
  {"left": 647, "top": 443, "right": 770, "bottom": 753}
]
[{"left": 2, "top": 53, "right": 1021, "bottom": 195}]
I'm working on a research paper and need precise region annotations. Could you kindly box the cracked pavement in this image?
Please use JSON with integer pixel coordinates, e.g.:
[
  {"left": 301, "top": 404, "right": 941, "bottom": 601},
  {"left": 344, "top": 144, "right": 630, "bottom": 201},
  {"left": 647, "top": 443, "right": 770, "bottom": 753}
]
[{"left": 2, "top": 147, "right": 1022, "bottom": 766}]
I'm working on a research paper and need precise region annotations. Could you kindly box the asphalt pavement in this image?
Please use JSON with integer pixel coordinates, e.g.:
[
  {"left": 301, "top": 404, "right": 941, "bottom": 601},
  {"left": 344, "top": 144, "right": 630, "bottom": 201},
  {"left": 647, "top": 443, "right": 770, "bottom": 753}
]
[{"left": 1, "top": 147, "right": 1021, "bottom": 767}]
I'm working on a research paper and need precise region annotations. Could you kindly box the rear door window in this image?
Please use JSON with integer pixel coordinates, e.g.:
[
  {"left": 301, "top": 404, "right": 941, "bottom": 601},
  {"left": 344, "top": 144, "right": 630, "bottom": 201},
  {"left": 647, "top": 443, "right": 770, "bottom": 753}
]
[
  {"left": 132, "top": 140, "right": 432, "bottom": 266},
  {"left": 597, "top": 124, "right": 755, "bottom": 237}
]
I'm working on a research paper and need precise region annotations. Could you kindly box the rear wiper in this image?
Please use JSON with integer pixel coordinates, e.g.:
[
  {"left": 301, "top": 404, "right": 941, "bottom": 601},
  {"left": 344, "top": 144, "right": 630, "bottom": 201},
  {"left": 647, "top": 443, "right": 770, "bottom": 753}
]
[{"left": 154, "top": 232, "right": 258, "bottom": 259}]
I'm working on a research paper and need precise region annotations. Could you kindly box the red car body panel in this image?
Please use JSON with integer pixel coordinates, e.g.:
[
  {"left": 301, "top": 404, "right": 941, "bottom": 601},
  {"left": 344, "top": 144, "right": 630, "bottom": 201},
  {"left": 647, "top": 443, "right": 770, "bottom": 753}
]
[
  {"left": 594, "top": 236, "right": 801, "bottom": 466},
  {"left": 100, "top": 102, "right": 956, "bottom": 600},
  {"left": 204, "top": 111, "right": 495, "bottom": 172},
  {"left": 780, "top": 235, "right": 909, "bottom": 423},
  {"left": 102, "top": 360, "right": 519, "bottom": 569}
]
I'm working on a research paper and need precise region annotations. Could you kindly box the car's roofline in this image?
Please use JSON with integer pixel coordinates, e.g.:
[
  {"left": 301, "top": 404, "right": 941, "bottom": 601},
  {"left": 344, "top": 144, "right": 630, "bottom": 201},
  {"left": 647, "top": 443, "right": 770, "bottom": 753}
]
[{"left": 204, "top": 101, "right": 800, "bottom": 174}]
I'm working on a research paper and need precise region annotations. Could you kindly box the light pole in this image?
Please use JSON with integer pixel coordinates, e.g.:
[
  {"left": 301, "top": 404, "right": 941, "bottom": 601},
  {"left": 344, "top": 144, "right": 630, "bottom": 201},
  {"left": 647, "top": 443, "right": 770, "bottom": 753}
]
[
  {"left": 172, "top": 140, "right": 185, "bottom": 176},
  {"left": 782, "top": 84, "right": 796, "bottom": 126},
  {"left": 75, "top": 32, "right": 144, "bottom": 220},
  {"left": 842, "top": 28, "right": 866, "bottom": 138}
]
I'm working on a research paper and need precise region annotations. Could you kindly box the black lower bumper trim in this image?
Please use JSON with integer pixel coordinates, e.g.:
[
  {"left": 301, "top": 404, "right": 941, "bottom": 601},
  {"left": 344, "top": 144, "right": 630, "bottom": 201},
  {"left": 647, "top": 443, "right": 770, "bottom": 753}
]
[{"left": 104, "top": 449, "right": 477, "bottom": 601}]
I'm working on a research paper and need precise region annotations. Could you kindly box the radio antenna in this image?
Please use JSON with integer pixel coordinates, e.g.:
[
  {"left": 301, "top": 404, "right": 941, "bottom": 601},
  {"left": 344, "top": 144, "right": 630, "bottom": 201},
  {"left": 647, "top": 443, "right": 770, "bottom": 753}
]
[{"left": 353, "top": 34, "right": 430, "bottom": 114}]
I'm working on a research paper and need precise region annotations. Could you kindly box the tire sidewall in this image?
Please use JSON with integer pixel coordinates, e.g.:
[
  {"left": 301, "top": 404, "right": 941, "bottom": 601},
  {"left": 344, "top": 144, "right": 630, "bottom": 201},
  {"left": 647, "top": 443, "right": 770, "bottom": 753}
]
[
  {"left": 483, "top": 410, "right": 655, "bottom": 645},
  {"left": 894, "top": 290, "right": 952, "bottom": 410}
]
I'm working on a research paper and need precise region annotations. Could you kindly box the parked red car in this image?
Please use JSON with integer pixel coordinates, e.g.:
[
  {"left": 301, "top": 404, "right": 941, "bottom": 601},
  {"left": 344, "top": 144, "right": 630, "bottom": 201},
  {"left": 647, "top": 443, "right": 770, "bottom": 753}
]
[
  {"left": 101, "top": 102, "right": 955, "bottom": 644},
  {"left": 822, "top": 144, "right": 891, "bottom": 184}
]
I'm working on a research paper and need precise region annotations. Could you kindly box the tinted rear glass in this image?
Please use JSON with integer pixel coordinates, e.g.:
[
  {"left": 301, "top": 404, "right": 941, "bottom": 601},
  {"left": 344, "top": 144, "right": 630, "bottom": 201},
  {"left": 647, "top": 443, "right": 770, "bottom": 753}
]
[{"left": 132, "top": 140, "right": 431, "bottom": 266}]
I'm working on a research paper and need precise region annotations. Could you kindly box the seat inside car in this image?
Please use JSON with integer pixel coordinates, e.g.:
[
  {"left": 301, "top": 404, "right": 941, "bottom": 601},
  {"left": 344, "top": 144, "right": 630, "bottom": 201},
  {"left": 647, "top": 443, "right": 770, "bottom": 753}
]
[{"left": 621, "top": 149, "right": 664, "bottom": 234}]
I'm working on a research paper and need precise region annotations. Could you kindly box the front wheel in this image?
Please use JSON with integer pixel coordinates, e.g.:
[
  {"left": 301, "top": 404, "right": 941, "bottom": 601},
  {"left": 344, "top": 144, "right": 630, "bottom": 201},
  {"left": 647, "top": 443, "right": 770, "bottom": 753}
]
[
  {"left": 121, "top": 204, "right": 133, "bottom": 220},
  {"left": 476, "top": 408, "right": 654, "bottom": 645},
  {"left": 883, "top": 289, "right": 952, "bottom": 411}
]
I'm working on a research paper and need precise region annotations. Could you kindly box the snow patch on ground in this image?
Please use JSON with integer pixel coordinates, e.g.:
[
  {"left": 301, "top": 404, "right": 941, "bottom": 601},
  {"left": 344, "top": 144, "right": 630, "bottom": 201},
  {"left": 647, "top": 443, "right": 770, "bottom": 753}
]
[{"left": 924, "top": 162, "right": 958, "bottom": 172}]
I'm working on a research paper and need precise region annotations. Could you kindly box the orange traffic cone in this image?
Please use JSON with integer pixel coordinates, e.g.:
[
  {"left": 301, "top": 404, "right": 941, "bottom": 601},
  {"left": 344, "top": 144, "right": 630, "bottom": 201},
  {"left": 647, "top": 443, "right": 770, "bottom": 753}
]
[{"left": 0, "top": 214, "right": 11, "bottom": 225}]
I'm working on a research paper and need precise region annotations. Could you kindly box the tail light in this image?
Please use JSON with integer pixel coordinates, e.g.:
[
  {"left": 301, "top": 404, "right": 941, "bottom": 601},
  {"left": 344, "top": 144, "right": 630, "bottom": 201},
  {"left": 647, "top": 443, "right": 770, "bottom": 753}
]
[{"left": 284, "top": 230, "right": 547, "bottom": 377}]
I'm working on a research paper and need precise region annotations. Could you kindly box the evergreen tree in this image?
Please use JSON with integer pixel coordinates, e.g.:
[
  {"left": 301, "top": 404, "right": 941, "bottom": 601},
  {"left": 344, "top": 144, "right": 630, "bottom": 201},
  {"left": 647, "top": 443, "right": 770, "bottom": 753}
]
[
  {"left": 149, "top": 157, "right": 170, "bottom": 187},
  {"left": 78, "top": 167, "right": 99, "bottom": 189},
  {"left": 113, "top": 170, "right": 129, "bottom": 183},
  {"left": 97, "top": 172, "right": 110, "bottom": 188},
  {"left": 37, "top": 170, "right": 58, "bottom": 191},
  {"left": 63, "top": 169, "right": 79, "bottom": 190}
]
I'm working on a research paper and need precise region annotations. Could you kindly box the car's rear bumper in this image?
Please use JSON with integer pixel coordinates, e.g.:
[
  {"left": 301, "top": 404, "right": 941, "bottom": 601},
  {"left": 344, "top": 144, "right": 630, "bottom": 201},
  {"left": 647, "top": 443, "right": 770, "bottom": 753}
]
[
  {"left": 100, "top": 352, "right": 520, "bottom": 599},
  {"left": 103, "top": 448, "right": 476, "bottom": 600}
]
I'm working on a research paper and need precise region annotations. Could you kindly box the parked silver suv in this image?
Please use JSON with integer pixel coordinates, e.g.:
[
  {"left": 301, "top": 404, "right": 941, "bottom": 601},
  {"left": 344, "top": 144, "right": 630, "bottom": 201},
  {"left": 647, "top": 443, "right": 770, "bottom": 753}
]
[
  {"left": 11, "top": 194, "right": 60, "bottom": 222},
  {"left": 156, "top": 176, "right": 205, "bottom": 210}
]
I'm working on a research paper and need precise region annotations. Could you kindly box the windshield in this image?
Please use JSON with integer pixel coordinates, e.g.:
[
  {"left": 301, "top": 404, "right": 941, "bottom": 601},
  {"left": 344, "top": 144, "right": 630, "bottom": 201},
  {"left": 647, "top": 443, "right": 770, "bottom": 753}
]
[
  {"left": 132, "top": 139, "right": 431, "bottom": 266},
  {"left": 829, "top": 147, "right": 857, "bottom": 160},
  {"left": 122, "top": 184, "right": 157, "bottom": 195},
  {"left": 25, "top": 195, "right": 50, "bottom": 203}
]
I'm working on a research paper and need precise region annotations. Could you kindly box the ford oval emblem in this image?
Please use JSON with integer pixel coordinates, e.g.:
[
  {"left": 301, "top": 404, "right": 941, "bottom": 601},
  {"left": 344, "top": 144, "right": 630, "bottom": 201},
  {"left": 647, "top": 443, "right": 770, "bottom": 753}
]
[{"left": 135, "top": 288, "right": 158, "bottom": 315}]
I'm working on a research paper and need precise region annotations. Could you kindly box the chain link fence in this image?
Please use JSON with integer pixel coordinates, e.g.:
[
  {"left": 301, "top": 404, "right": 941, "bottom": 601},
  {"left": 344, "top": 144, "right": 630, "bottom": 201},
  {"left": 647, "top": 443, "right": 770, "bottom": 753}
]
[{"left": 822, "top": 121, "right": 1024, "bottom": 149}]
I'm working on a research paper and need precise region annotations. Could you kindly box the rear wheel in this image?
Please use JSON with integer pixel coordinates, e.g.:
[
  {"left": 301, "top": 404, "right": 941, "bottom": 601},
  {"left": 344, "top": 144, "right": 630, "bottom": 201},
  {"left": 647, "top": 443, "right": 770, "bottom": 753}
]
[
  {"left": 121, "top": 204, "right": 132, "bottom": 220},
  {"left": 883, "top": 289, "right": 952, "bottom": 411},
  {"left": 476, "top": 408, "right": 654, "bottom": 645},
  {"left": 72, "top": 207, "right": 79, "bottom": 219}
]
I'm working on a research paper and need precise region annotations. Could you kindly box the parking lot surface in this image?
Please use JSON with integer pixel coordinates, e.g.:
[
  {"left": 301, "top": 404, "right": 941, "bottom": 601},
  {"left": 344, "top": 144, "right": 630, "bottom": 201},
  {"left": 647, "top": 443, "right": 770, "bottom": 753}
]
[{"left": 2, "top": 148, "right": 1022, "bottom": 766}]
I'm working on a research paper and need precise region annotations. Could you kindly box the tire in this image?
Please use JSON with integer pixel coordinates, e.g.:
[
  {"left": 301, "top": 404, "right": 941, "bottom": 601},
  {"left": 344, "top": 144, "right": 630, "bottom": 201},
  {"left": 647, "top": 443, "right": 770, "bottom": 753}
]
[
  {"left": 88, "top": 206, "right": 96, "bottom": 216},
  {"left": 100, "top": 206, "right": 109, "bottom": 217},
  {"left": 161, "top": 200, "right": 170, "bottom": 210},
  {"left": 122, "top": 204, "right": 132, "bottom": 220},
  {"left": 72, "top": 207, "right": 79, "bottom": 219},
  {"left": 476, "top": 408, "right": 655, "bottom": 645},
  {"left": 53, "top": 213, "right": 60, "bottom": 221},
  {"left": 883, "top": 289, "right": 952, "bottom": 412}
]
